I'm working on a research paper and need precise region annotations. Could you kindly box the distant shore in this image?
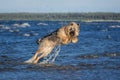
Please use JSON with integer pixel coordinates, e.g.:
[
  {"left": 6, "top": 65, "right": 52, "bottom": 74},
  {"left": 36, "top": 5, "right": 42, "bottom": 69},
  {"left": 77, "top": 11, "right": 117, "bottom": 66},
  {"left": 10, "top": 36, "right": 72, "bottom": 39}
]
[
  {"left": 81, "top": 20, "right": 120, "bottom": 22},
  {"left": 0, "top": 19, "right": 120, "bottom": 22},
  {"left": 0, "top": 12, "right": 120, "bottom": 22}
]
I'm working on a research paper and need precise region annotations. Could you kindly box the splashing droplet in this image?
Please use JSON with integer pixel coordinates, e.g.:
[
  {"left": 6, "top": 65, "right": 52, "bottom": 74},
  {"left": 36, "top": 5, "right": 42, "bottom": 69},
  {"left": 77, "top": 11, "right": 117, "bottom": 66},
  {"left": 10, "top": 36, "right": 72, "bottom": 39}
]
[{"left": 40, "top": 44, "right": 61, "bottom": 64}]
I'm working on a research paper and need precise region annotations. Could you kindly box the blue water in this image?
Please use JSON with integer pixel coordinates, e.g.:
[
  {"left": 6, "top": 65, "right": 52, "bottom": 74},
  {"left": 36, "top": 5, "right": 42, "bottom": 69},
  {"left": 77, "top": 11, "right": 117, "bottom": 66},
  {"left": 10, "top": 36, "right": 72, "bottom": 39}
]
[{"left": 0, "top": 21, "right": 120, "bottom": 80}]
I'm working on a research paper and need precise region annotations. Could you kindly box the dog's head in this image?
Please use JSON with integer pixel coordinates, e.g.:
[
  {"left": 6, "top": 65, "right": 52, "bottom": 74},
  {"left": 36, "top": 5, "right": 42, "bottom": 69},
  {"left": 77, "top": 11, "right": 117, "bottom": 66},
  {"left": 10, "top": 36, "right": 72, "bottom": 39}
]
[
  {"left": 65, "top": 22, "right": 80, "bottom": 37},
  {"left": 57, "top": 22, "right": 80, "bottom": 44},
  {"left": 64, "top": 22, "right": 80, "bottom": 43}
]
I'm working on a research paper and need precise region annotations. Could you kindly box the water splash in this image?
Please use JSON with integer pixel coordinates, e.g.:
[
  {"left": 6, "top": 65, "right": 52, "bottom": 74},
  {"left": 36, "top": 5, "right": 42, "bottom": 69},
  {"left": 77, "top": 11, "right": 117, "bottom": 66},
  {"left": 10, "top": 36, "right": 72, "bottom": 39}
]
[{"left": 40, "top": 44, "right": 61, "bottom": 64}]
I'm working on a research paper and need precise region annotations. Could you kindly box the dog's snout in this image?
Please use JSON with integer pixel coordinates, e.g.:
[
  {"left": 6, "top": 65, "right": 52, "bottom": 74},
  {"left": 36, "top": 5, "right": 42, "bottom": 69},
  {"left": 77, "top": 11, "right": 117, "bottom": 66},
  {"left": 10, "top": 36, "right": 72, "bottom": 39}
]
[
  {"left": 69, "top": 28, "right": 75, "bottom": 36},
  {"left": 70, "top": 31, "right": 75, "bottom": 36}
]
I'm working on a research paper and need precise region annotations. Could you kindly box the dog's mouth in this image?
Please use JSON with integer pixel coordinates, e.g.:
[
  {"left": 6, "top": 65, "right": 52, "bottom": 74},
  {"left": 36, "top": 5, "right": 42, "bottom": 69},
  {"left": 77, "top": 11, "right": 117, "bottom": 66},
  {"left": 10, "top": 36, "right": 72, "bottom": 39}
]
[{"left": 69, "top": 31, "right": 75, "bottom": 36}]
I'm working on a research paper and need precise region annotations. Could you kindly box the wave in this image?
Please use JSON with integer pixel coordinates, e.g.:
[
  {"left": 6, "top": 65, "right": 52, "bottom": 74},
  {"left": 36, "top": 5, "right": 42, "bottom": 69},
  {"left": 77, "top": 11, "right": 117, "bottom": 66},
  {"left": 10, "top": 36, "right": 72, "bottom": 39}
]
[
  {"left": 23, "top": 33, "right": 31, "bottom": 37},
  {"left": 37, "top": 22, "right": 48, "bottom": 26},
  {"left": 76, "top": 52, "right": 120, "bottom": 59},
  {"left": 22, "top": 32, "right": 39, "bottom": 37},
  {"left": 0, "top": 26, "right": 10, "bottom": 30},
  {"left": 0, "top": 52, "right": 120, "bottom": 72},
  {"left": 9, "top": 29, "right": 20, "bottom": 33},
  {"left": 13, "top": 23, "right": 30, "bottom": 28},
  {"left": 110, "top": 25, "right": 120, "bottom": 28}
]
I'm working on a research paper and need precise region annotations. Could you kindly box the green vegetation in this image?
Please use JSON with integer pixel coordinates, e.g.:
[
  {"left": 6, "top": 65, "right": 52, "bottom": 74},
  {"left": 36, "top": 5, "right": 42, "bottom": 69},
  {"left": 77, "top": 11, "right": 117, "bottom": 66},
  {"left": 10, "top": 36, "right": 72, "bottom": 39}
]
[{"left": 0, "top": 12, "right": 120, "bottom": 21}]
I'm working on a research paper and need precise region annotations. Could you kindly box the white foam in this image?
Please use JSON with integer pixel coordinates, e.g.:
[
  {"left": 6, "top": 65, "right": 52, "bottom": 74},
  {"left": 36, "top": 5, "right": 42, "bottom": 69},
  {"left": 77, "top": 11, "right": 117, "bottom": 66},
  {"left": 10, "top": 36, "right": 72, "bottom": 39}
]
[
  {"left": 21, "top": 23, "right": 30, "bottom": 28},
  {"left": 13, "top": 23, "right": 30, "bottom": 28},
  {"left": 101, "top": 28, "right": 108, "bottom": 32},
  {"left": 107, "top": 35, "right": 112, "bottom": 39},
  {"left": 3, "top": 26, "right": 10, "bottom": 30},
  {"left": 110, "top": 25, "right": 120, "bottom": 28},
  {"left": 0, "top": 25, "right": 4, "bottom": 27},
  {"left": 9, "top": 29, "right": 20, "bottom": 32},
  {"left": 9, "top": 30, "right": 14, "bottom": 32},
  {"left": 33, "top": 33, "right": 39, "bottom": 36},
  {"left": 23, "top": 33, "right": 31, "bottom": 37},
  {"left": 37, "top": 23, "right": 48, "bottom": 26},
  {"left": 13, "top": 23, "right": 20, "bottom": 27}
]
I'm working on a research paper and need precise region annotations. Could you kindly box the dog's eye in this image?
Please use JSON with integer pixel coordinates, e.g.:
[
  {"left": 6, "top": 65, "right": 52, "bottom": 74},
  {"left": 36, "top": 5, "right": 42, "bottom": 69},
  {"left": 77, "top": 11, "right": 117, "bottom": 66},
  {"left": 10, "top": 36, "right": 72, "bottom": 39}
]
[{"left": 70, "top": 28, "right": 72, "bottom": 31}]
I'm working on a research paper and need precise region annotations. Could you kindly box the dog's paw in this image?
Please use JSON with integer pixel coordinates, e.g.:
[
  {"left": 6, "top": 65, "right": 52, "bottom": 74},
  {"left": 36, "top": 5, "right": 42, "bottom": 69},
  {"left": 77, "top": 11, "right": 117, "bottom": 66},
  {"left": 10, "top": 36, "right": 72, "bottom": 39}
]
[
  {"left": 71, "top": 37, "right": 78, "bottom": 43},
  {"left": 24, "top": 58, "right": 34, "bottom": 64}
]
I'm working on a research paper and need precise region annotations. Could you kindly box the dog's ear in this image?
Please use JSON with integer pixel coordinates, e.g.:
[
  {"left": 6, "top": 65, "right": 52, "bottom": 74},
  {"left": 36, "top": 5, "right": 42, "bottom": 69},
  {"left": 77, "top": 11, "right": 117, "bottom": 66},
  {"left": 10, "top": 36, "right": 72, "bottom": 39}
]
[
  {"left": 70, "top": 23, "right": 73, "bottom": 26},
  {"left": 64, "top": 26, "right": 69, "bottom": 36},
  {"left": 77, "top": 23, "right": 80, "bottom": 26}
]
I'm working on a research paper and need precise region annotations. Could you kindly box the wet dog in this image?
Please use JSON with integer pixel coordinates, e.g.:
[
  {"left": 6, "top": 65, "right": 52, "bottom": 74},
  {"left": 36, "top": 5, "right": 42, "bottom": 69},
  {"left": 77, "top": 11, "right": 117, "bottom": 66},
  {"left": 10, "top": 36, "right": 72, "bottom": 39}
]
[{"left": 25, "top": 22, "right": 80, "bottom": 64}]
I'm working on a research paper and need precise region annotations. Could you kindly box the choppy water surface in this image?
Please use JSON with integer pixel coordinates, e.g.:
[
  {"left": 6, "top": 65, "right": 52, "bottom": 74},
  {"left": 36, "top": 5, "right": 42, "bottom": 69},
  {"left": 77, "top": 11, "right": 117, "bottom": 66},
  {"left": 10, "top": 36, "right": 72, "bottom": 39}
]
[{"left": 0, "top": 21, "right": 120, "bottom": 80}]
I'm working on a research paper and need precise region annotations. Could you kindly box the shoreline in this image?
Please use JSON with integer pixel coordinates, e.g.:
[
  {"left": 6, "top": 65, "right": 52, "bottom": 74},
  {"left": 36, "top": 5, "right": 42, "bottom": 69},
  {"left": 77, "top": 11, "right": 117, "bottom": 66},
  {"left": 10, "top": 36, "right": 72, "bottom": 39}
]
[
  {"left": 0, "top": 12, "right": 120, "bottom": 22},
  {"left": 81, "top": 20, "right": 120, "bottom": 22},
  {"left": 0, "top": 19, "right": 120, "bottom": 22}
]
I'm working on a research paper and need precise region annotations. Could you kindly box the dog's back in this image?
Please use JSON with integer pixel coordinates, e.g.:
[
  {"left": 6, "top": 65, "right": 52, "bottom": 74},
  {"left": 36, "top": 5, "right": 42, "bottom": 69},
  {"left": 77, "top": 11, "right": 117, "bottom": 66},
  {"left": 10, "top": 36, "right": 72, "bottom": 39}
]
[{"left": 36, "top": 29, "right": 61, "bottom": 45}]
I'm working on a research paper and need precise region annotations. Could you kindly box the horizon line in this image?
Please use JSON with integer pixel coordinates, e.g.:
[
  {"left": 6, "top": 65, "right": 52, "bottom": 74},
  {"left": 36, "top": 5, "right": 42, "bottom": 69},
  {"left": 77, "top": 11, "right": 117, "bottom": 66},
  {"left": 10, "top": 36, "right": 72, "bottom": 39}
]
[{"left": 0, "top": 12, "right": 120, "bottom": 13}]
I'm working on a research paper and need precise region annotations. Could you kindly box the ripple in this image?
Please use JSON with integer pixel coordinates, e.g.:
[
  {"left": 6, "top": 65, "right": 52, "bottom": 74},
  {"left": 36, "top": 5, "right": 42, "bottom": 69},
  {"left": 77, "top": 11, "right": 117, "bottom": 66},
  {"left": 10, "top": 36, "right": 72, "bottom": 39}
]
[
  {"left": 21, "top": 23, "right": 30, "bottom": 27},
  {"left": 13, "top": 23, "right": 30, "bottom": 28},
  {"left": 25, "top": 63, "right": 79, "bottom": 71},
  {"left": 9, "top": 29, "right": 20, "bottom": 33},
  {"left": 76, "top": 53, "right": 120, "bottom": 59},
  {"left": 22, "top": 32, "right": 39, "bottom": 37},
  {"left": 76, "top": 54, "right": 99, "bottom": 59},
  {"left": 110, "top": 25, "right": 120, "bottom": 28},
  {"left": 2, "top": 26, "right": 10, "bottom": 30},
  {"left": 23, "top": 33, "right": 31, "bottom": 37},
  {"left": 37, "top": 22, "right": 48, "bottom": 26}
]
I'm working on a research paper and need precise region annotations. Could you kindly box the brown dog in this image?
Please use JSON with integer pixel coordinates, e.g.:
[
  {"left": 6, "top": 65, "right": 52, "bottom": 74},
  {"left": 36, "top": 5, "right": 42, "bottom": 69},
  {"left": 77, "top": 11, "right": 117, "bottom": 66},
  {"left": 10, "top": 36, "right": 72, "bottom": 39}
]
[{"left": 25, "top": 22, "right": 80, "bottom": 64}]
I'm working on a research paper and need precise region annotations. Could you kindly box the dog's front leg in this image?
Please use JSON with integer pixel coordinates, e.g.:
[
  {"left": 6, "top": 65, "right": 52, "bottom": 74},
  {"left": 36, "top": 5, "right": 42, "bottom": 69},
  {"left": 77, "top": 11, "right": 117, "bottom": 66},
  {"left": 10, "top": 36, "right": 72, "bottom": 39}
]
[
  {"left": 33, "top": 53, "right": 45, "bottom": 64},
  {"left": 24, "top": 49, "right": 42, "bottom": 64},
  {"left": 62, "top": 38, "right": 69, "bottom": 44}
]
